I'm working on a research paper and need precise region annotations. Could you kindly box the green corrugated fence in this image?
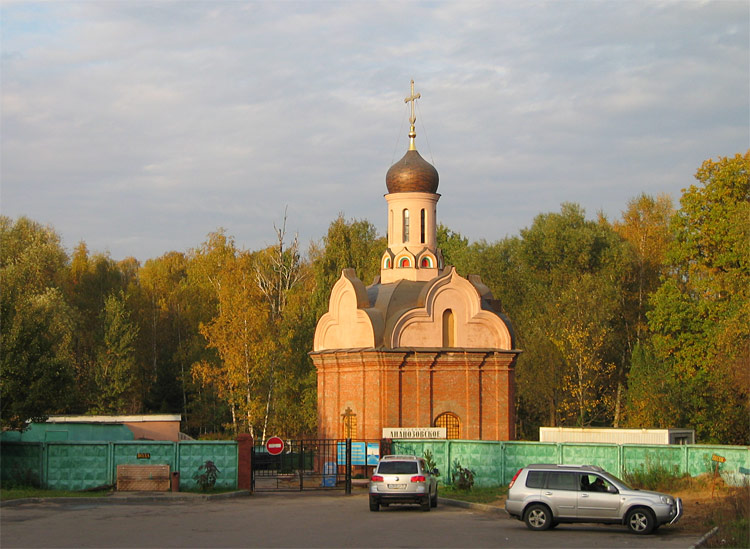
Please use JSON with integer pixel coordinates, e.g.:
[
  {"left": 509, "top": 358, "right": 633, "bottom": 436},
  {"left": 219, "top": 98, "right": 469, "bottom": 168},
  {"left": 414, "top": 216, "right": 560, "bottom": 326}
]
[
  {"left": 392, "top": 440, "right": 750, "bottom": 487},
  {"left": 0, "top": 440, "right": 238, "bottom": 491}
]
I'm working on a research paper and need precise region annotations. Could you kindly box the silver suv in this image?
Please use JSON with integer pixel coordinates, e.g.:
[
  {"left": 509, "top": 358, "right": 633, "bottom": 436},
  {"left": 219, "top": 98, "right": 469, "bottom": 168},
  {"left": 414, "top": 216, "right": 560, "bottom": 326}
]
[
  {"left": 505, "top": 464, "right": 682, "bottom": 534},
  {"left": 369, "top": 455, "right": 438, "bottom": 512}
]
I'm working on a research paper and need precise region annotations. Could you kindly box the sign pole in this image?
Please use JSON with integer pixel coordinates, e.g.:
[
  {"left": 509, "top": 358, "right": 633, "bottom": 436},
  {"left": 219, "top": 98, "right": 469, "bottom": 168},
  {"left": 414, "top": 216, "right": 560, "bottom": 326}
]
[{"left": 710, "top": 454, "right": 726, "bottom": 498}]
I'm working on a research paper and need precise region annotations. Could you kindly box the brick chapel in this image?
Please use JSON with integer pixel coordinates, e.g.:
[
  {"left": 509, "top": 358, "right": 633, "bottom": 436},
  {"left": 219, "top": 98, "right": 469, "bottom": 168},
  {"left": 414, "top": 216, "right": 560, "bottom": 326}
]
[{"left": 310, "top": 82, "right": 521, "bottom": 441}]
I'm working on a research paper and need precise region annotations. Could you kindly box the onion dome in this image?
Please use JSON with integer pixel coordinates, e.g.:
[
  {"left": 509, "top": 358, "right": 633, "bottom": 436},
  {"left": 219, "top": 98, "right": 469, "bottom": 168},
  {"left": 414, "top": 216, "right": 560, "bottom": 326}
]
[
  {"left": 386, "top": 150, "right": 439, "bottom": 193},
  {"left": 386, "top": 79, "right": 439, "bottom": 194}
]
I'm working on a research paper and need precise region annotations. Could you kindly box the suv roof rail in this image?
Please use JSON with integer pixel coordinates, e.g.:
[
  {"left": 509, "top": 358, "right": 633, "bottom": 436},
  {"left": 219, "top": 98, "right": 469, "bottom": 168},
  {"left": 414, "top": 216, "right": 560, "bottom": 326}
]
[
  {"left": 381, "top": 455, "right": 419, "bottom": 460},
  {"left": 525, "top": 463, "right": 605, "bottom": 471}
]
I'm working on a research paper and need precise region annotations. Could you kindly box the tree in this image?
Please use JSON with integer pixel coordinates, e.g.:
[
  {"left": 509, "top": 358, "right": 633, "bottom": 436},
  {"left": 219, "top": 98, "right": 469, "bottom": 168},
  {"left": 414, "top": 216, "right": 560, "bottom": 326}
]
[
  {"left": 136, "top": 252, "right": 195, "bottom": 417},
  {"left": 0, "top": 217, "right": 74, "bottom": 429},
  {"left": 641, "top": 152, "right": 749, "bottom": 444},
  {"left": 310, "top": 215, "right": 384, "bottom": 317},
  {"left": 512, "top": 204, "right": 630, "bottom": 431},
  {"left": 94, "top": 292, "right": 140, "bottom": 413},
  {"left": 253, "top": 214, "right": 315, "bottom": 440},
  {"left": 198, "top": 249, "right": 273, "bottom": 437},
  {"left": 64, "top": 243, "right": 131, "bottom": 411},
  {"left": 613, "top": 193, "right": 674, "bottom": 343}
]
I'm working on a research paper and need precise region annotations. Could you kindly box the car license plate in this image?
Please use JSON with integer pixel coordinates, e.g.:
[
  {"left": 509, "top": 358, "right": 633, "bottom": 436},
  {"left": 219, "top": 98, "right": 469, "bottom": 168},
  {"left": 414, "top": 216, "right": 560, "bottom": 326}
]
[{"left": 387, "top": 484, "right": 407, "bottom": 489}]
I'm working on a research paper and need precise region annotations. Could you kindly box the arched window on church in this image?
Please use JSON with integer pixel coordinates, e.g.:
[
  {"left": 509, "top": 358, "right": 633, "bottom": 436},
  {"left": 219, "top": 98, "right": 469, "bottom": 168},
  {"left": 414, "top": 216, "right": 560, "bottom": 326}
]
[
  {"left": 435, "top": 412, "right": 460, "bottom": 439},
  {"left": 442, "top": 309, "right": 455, "bottom": 347},
  {"left": 389, "top": 209, "right": 393, "bottom": 242},
  {"left": 403, "top": 209, "right": 410, "bottom": 243},
  {"left": 420, "top": 208, "right": 425, "bottom": 244},
  {"left": 342, "top": 407, "right": 357, "bottom": 439}
]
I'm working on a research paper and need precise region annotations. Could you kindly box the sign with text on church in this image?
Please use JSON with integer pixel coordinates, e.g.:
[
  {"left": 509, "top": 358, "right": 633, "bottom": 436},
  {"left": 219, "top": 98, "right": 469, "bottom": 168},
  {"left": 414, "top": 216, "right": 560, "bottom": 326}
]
[{"left": 383, "top": 427, "right": 447, "bottom": 439}]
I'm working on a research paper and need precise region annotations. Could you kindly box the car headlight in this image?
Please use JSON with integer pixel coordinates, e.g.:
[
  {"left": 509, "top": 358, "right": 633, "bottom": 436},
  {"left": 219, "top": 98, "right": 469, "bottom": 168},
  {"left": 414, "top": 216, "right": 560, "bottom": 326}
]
[{"left": 660, "top": 496, "right": 673, "bottom": 505}]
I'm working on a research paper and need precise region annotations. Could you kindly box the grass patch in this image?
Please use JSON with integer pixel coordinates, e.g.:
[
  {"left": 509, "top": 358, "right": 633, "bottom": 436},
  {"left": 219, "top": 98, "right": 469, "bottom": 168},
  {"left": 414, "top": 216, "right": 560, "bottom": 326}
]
[
  {"left": 622, "top": 460, "right": 688, "bottom": 492},
  {"left": 179, "top": 486, "right": 238, "bottom": 495},
  {"left": 1, "top": 488, "right": 111, "bottom": 501},
  {"left": 440, "top": 484, "right": 507, "bottom": 504},
  {"left": 705, "top": 484, "right": 750, "bottom": 549}
]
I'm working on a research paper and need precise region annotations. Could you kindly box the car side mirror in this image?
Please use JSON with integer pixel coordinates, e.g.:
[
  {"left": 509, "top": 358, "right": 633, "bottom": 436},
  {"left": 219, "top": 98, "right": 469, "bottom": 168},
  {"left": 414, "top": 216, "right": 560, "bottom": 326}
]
[{"left": 607, "top": 485, "right": 617, "bottom": 494}]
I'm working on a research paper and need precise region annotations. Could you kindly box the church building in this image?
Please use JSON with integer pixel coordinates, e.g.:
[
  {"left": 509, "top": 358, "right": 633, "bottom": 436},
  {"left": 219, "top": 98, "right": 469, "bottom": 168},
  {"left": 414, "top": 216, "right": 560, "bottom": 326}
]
[{"left": 310, "top": 82, "right": 521, "bottom": 441}]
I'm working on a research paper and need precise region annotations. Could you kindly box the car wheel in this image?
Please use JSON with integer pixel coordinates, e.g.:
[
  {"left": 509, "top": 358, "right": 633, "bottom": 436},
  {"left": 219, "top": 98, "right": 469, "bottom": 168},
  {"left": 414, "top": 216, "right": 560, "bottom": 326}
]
[
  {"left": 369, "top": 497, "right": 379, "bottom": 512},
  {"left": 524, "top": 504, "right": 553, "bottom": 531},
  {"left": 431, "top": 486, "right": 438, "bottom": 508},
  {"left": 626, "top": 507, "right": 655, "bottom": 535},
  {"left": 421, "top": 496, "right": 431, "bottom": 512}
]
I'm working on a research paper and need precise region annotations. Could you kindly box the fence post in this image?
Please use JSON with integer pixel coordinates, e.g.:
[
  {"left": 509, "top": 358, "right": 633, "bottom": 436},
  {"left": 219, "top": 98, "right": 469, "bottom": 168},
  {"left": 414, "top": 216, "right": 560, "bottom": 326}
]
[
  {"left": 499, "top": 441, "right": 506, "bottom": 485},
  {"left": 682, "top": 445, "right": 689, "bottom": 476},
  {"left": 299, "top": 442, "right": 304, "bottom": 491},
  {"left": 446, "top": 440, "right": 452, "bottom": 485},
  {"left": 40, "top": 442, "right": 47, "bottom": 489},
  {"left": 236, "top": 434, "right": 253, "bottom": 491},
  {"left": 345, "top": 439, "right": 352, "bottom": 494}
]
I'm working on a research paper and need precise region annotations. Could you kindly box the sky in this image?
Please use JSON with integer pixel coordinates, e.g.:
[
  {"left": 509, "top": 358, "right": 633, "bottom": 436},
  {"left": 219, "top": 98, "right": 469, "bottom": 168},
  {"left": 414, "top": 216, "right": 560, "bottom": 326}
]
[{"left": 2, "top": 0, "right": 748, "bottom": 262}]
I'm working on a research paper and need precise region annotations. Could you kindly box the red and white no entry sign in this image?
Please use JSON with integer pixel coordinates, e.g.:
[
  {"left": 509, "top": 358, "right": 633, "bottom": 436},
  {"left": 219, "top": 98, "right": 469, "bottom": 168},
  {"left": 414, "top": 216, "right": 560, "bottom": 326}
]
[{"left": 266, "top": 436, "right": 284, "bottom": 455}]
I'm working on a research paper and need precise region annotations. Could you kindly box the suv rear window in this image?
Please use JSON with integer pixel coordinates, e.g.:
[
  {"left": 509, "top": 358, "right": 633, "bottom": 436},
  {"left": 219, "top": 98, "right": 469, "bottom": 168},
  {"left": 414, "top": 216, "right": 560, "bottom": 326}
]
[
  {"left": 525, "top": 470, "right": 546, "bottom": 488},
  {"left": 378, "top": 461, "right": 418, "bottom": 474}
]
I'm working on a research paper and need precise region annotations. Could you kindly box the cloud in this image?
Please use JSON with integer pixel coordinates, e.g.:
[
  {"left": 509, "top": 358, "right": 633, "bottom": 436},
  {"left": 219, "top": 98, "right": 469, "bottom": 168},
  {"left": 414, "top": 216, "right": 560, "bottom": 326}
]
[{"left": 2, "top": 0, "right": 747, "bottom": 260}]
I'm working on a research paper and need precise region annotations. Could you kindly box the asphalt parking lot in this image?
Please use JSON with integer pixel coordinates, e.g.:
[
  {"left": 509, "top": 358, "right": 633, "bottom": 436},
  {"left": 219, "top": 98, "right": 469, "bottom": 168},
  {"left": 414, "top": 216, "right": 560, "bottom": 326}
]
[{"left": 1, "top": 491, "right": 702, "bottom": 548}]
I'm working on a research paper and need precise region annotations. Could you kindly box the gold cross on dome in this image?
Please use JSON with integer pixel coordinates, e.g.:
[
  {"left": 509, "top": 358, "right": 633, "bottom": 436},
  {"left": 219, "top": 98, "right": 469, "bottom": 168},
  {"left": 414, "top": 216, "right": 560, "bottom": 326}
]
[{"left": 404, "top": 79, "right": 421, "bottom": 125}]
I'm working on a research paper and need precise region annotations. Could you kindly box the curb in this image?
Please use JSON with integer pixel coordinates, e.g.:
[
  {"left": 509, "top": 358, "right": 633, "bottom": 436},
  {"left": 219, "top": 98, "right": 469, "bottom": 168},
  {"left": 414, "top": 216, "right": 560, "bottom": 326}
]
[
  {"left": 689, "top": 526, "right": 719, "bottom": 549},
  {"left": 0, "top": 490, "right": 252, "bottom": 507}
]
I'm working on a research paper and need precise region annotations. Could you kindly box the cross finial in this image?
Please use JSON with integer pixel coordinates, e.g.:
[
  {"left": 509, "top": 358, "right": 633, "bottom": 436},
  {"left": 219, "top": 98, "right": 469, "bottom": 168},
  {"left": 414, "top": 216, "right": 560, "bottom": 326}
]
[
  {"left": 404, "top": 79, "right": 421, "bottom": 125},
  {"left": 404, "top": 79, "right": 421, "bottom": 150}
]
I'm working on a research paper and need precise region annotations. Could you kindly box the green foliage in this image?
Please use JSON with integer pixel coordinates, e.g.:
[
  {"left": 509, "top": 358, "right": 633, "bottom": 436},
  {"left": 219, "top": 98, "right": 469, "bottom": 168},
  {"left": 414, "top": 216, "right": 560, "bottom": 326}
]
[
  {"left": 1, "top": 151, "right": 745, "bottom": 445},
  {"left": 423, "top": 449, "right": 440, "bottom": 476},
  {"left": 0, "top": 217, "right": 75, "bottom": 429},
  {"left": 440, "top": 484, "right": 507, "bottom": 503},
  {"left": 645, "top": 152, "right": 749, "bottom": 444},
  {"left": 310, "top": 214, "right": 384, "bottom": 316},
  {"left": 704, "top": 485, "right": 750, "bottom": 549},
  {"left": 509, "top": 203, "right": 631, "bottom": 433},
  {"left": 623, "top": 458, "right": 683, "bottom": 492},
  {"left": 94, "top": 292, "right": 139, "bottom": 413},
  {"left": 193, "top": 460, "right": 220, "bottom": 491},
  {"left": 450, "top": 459, "right": 475, "bottom": 491}
]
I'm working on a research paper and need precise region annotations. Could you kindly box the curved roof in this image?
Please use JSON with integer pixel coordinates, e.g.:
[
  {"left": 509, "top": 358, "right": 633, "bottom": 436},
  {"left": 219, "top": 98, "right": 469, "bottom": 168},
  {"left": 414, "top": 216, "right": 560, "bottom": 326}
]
[
  {"left": 313, "top": 267, "right": 517, "bottom": 352},
  {"left": 385, "top": 149, "right": 439, "bottom": 194}
]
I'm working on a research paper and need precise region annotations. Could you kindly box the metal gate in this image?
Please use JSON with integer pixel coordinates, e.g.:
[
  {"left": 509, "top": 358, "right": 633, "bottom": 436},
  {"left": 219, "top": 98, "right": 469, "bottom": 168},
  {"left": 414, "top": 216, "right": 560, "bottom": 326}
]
[{"left": 251, "top": 439, "right": 390, "bottom": 492}]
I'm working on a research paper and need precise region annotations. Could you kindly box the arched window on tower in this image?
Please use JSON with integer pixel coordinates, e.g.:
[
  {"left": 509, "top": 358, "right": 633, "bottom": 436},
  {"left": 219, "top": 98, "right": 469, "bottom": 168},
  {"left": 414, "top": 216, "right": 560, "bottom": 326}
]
[
  {"left": 420, "top": 209, "right": 425, "bottom": 244},
  {"left": 389, "top": 209, "right": 393, "bottom": 243},
  {"left": 403, "top": 209, "right": 410, "bottom": 243},
  {"left": 434, "top": 412, "right": 460, "bottom": 439},
  {"left": 442, "top": 309, "right": 455, "bottom": 347}
]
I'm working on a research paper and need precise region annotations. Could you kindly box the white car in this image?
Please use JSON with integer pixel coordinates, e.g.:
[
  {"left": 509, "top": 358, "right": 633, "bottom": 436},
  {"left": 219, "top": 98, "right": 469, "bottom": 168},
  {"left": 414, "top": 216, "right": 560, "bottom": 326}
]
[{"left": 368, "top": 455, "right": 438, "bottom": 512}]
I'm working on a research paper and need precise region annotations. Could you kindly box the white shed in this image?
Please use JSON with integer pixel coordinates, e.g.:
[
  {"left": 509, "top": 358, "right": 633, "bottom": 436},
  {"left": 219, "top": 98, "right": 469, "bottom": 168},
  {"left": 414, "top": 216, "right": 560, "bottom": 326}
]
[{"left": 539, "top": 427, "right": 695, "bottom": 445}]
